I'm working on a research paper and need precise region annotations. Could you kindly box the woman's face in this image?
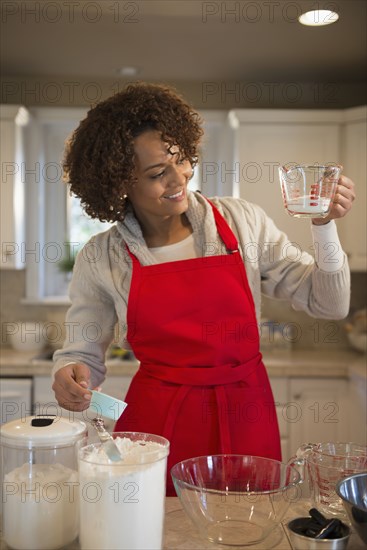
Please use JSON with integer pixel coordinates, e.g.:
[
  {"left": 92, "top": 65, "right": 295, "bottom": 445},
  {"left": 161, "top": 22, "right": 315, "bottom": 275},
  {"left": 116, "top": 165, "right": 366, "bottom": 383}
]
[{"left": 127, "top": 130, "right": 193, "bottom": 223}]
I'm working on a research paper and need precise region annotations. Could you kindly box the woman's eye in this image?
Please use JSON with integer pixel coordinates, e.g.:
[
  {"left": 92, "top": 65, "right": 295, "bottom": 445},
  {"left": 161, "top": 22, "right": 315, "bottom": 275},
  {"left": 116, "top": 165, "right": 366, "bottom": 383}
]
[{"left": 151, "top": 171, "right": 165, "bottom": 179}]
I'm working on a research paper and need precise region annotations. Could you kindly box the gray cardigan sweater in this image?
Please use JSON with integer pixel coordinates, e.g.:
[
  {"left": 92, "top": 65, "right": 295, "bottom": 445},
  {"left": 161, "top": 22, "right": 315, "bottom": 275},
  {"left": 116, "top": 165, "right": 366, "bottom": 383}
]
[{"left": 53, "top": 191, "right": 350, "bottom": 388}]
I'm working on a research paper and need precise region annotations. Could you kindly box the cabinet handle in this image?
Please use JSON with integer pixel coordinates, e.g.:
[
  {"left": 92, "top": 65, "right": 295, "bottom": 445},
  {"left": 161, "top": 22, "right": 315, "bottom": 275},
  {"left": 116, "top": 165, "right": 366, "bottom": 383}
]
[{"left": 293, "top": 393, "right": 301, "bottom": 400}]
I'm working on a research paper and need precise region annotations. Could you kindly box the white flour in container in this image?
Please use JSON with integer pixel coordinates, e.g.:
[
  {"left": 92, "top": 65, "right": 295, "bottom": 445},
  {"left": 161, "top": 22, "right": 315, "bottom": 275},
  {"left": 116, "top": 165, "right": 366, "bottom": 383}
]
[
  {"left": 3, "top": 463, "right": 79, "bottom": 550},
  {"left": 79, "top": 436, "right": 168, "bottom": 550}
]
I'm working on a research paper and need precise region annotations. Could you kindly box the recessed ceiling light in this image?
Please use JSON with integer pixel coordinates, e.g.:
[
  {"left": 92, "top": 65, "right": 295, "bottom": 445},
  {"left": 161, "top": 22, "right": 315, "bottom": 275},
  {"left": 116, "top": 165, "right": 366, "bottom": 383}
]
[
  {"left": 299, "top": 10, "right": 339, "bottom": 26},
  {"left": 117, "top": 66, "right": 140, "bottom": 77}
]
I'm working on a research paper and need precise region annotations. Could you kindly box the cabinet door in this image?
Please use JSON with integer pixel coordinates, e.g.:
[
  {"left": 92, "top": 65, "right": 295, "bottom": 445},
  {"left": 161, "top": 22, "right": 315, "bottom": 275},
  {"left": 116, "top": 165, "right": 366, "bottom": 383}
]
[
  {"left": 348, "top": 367, "right": 367, "bottom": 445},
  {"left": 339, "top": 107, "right": 367, "bottom": 270},
  {"left": 0, "top": 378, "right": 33, "bottom": 425},
  {"left": 0, "top": 105, "right": 29, "bottom": 269},
  {"left": 289, "top": 378, "right": 349, "bottom": 455},
  {"left": 235, "top": 110, "right": 341, "bottom": 254},
  {"left": 33, "top": 375, "right": 61, "bottom": 417}
]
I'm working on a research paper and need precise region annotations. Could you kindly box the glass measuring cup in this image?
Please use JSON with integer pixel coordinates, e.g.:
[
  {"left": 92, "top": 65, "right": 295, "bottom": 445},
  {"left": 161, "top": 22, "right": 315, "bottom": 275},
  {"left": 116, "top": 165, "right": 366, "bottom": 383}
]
[
  {"left": 292, "top": 442, "right": 367, "bottom": 517},
  {"left": 279, "top": 164, "right": 341, "bottom": 218}
]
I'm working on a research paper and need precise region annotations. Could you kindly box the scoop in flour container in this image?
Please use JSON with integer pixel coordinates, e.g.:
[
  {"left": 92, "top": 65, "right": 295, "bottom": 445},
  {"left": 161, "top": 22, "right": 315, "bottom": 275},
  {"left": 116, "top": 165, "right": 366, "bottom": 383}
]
[
  {"left": 90, "top": 417, "right": 123, "bottom": 462},
  {"left": 88, "top": 391, "right": 128, "bottom": 462},
  {"left": 89, "top": 389, "right": 128, "bottom": 420}
]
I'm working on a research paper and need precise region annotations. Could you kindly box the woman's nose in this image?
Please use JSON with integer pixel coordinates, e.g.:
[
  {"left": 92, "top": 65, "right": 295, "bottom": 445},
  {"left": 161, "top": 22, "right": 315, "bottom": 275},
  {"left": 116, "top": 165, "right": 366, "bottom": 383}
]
[
  {"left": 167, "top": 163, "right": 191, "bottom": 184},
  {"left": 165, "top": 170, "right": 178, "bottom": 187}
]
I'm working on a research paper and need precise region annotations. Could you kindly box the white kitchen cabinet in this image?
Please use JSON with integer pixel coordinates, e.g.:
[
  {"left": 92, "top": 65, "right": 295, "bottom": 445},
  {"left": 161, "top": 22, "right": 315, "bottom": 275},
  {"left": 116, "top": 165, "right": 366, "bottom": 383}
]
[
  {"left": 348, "top": 363, "right": 367, "bottom": 445},
  {"left": 199, "top": 110, "right": 236, "bottom": 197},
  {"left": 270, "top": 375, "right": 351, "bottom": 461},
  {"left": 33, "top": 375, "right": 64, "bottom": 418},
  {"left": 230, "top": 109, "right": 342, "bottom": 255},
  {"left": 339, "top": 106, "right": 367, "bottom": 271},
  {"left": 0, "top": 377, "right": 33, "bottom": 425},
  {"left": 288, "top": 378, "right": 349, "bottom": 458},
  {"left": 0, "top": 105, "right": 29, "bottom": 269}
]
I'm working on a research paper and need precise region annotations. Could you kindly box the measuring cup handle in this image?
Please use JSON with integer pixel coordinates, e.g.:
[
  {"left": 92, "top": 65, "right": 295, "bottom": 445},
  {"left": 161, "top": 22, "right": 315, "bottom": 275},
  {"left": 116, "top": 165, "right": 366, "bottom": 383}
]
[
  {"left": 296, "top": 443, "right": 315, "bottom": 457},
  {"left": 287, "top": 443, "right": 315, "bottom": 484},
  {"left": 287, "top": 455, "right": 306, "bottom": 484}
]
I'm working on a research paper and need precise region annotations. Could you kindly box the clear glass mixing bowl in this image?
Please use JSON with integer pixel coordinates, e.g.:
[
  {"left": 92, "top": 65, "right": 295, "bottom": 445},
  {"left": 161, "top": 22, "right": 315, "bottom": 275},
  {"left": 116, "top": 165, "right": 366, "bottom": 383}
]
[{"left": 171, "top": 454, "right": 301, "bottom": 546}]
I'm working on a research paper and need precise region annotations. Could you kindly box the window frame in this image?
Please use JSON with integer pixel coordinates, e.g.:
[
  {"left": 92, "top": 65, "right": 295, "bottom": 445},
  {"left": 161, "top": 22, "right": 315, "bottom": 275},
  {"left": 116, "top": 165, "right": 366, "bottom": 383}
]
[{"left": 24, "top": 107, "right": 87, "bottom": 304}]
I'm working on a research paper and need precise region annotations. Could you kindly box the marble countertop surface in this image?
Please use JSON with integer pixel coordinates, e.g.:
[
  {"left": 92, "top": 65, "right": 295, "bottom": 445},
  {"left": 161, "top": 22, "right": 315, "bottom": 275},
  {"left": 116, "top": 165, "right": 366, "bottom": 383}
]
[
  {"left": 0, "top": 347, "right": 365, "bottom": 378},
  {"left": 1, "top": 497, "right": 365, "bottom": 550}
]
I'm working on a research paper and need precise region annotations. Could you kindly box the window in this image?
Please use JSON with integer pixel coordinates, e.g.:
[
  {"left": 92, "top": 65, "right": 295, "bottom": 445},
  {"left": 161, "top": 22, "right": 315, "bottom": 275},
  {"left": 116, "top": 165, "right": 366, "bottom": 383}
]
[
  {"left": 68, "top": 195, "right": 111, "bottom": 246},
  {"left": 24, "top": 107, "right": 88, "bottom": 303}
]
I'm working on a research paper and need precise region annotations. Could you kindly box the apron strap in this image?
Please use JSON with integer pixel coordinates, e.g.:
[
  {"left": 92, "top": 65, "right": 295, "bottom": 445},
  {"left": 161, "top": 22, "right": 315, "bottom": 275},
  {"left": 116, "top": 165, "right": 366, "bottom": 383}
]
[
  {"left": 215, "top": 386, "right": 232, "bottom": 454},
  {"left": 162, "top": 384, "right": 233, "bottom": 456},
  {"left": 125, "top": 245, "right": 141, "bottom": 266},
  {"left": 162, "top": 385, "right": 191, "bottom": 444},
  {"left": 124, "top": 196, "right": 240, "bottom": 258},
  {"left": 205, "top": 198, "right": 239, "bottom": 253}
]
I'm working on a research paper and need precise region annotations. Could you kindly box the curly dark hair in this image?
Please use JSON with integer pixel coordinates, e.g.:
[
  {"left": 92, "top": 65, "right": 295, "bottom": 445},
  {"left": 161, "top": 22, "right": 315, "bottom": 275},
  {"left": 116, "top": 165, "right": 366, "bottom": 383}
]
[{"left": 63, "top": 82, "right": 204, "bottom": 222}]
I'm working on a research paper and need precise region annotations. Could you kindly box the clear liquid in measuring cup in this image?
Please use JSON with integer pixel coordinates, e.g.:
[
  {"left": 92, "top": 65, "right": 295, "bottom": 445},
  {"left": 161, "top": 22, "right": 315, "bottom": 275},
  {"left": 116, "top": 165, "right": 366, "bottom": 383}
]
[{"left": 286, "top": 196, "right": 331, "bottom": 217}]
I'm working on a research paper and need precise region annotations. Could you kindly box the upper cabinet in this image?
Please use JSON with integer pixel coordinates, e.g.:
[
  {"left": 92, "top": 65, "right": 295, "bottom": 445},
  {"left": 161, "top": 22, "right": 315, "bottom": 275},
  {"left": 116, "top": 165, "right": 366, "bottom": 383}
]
[
  {"left": 226, "top": 107, "right": 367, "bottom": 270},
  {"left": 0, "top": 105, "right": 29, "bottom": 269},
  {"left": 339, "top": 106, "right": 367, "bottom": 271}
]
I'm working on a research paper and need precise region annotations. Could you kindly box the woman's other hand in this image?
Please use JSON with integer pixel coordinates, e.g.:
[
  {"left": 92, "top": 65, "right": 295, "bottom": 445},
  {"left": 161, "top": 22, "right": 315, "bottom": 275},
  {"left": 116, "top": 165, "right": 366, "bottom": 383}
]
[
  {"left": 52, "top": 363, "right": 93, "bottom": 412},
  {"left": 312, "top": 174, "right": 356, "bottom": 225}
]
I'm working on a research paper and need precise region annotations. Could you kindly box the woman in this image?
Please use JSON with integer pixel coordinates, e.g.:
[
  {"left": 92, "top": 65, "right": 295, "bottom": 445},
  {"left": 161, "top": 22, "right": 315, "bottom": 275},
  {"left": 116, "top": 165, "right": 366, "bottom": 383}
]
[{"left": 52, "top": 82, "right": 355, "bottom": 495}]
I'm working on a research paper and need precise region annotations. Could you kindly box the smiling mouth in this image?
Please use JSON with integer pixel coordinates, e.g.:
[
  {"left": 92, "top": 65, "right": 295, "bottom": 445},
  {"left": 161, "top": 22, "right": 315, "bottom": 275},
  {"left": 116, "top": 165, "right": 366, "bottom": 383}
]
[{"left": 163, "top": 189, "right": 184, "bottom": 200}]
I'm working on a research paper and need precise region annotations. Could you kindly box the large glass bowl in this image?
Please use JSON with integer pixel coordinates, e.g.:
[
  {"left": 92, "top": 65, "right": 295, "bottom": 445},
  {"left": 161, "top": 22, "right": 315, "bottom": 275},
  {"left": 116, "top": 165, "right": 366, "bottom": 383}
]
[{"left": 171, "top": 455, "right": 301, "bottom": 546}]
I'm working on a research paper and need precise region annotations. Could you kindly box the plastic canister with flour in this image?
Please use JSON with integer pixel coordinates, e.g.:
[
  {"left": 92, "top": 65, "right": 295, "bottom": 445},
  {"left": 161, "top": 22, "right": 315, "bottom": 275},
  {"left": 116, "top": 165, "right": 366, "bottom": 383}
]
[
  {"left": 1, "top": 415, "right": 87, "bottom": 550},
  {"left": 78, "top": 431, "right": 170, "bottom": 550}
]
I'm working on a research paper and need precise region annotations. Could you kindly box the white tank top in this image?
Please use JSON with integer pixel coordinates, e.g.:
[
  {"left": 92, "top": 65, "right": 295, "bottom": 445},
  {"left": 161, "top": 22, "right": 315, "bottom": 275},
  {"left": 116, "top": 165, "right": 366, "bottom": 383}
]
[{"left": 149, "top": 234, "right": 199, "bottom": 262}]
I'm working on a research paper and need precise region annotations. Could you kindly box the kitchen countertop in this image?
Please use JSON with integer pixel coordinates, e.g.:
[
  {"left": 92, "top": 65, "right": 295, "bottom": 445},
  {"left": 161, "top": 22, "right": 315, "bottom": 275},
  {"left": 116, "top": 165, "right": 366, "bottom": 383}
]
[
  {"left": 0, "top": 347, "right": 365, "bottom": 379},
  {"left": 1, "top": 352, "right": 365, "bottom": 549},
  {"left": 1, "top": 497, "right": 365, "bottom": 550}
]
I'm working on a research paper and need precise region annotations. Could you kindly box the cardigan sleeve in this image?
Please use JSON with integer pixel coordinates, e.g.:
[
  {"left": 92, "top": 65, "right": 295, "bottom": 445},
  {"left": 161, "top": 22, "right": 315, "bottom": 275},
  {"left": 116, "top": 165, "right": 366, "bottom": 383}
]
[
  {"left": 214, "top": 197, "right": 351, "bottom": 320},
  {"left": 251, "top": 203, "right": 351, "bottom": 319},
  {"left": 52, "top": 237, "right": 118, "bottom": 389}
]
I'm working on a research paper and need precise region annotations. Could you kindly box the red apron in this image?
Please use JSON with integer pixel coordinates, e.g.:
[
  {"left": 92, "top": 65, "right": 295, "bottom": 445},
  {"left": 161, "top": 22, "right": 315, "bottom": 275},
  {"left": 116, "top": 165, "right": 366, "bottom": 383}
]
[{"left": 115, "top": 199, "right": 281, "bottom": 495}]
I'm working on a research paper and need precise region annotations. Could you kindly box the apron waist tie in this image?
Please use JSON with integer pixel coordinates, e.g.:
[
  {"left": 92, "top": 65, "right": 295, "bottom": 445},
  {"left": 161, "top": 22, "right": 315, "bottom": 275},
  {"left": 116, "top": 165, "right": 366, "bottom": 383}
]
[
  {"left": 161, "top": 385, "right": 233, "bottom": 456},
  {"left": 162, "top": 385, "right": 191, "bottom": 446},
  {"left": 140, "top": 354, "right": 263, "bottom": 386},
  {"left": 147, "top": 355, "right": 263, "bottom": 457}
]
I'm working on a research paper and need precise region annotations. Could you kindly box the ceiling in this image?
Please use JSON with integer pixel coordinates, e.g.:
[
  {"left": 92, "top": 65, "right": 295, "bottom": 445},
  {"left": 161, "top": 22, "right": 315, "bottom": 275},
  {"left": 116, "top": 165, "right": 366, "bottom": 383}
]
[{"left": 1, "top": 0, "right": 366, "bottom": 107}]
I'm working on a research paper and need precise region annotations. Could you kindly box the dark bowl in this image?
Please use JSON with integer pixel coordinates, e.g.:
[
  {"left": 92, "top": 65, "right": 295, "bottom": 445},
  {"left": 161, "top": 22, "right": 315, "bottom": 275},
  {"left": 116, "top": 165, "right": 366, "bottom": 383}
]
[
  {"left": 286, "top": 518, "right": 350, "bottom": 550},
  {"left": 336, "top": 472, "right": 367, "bottom": 545}
]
